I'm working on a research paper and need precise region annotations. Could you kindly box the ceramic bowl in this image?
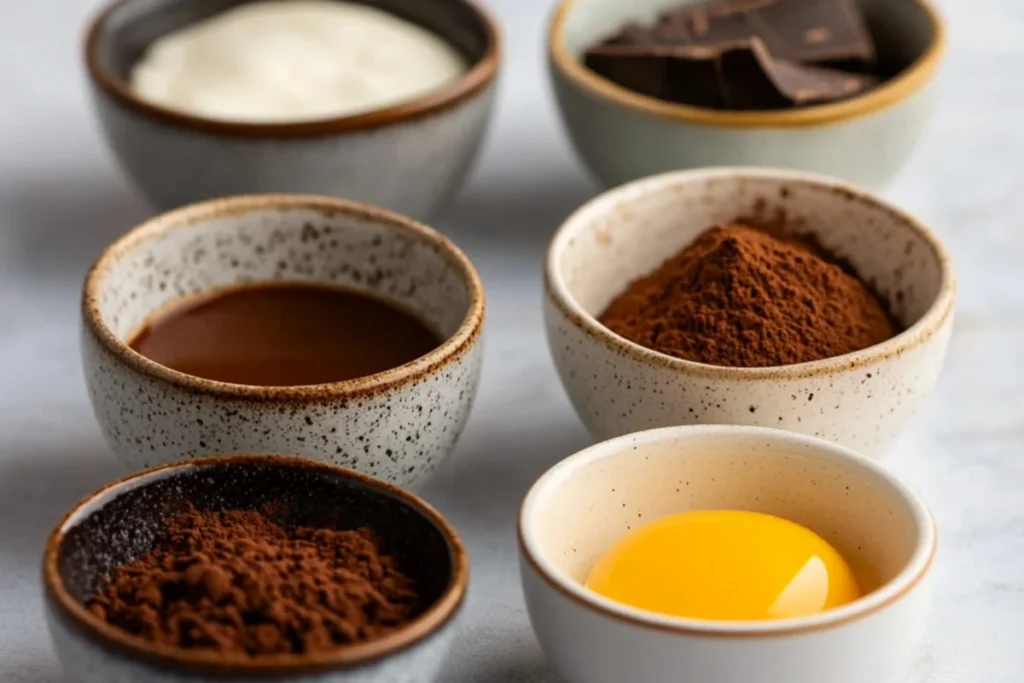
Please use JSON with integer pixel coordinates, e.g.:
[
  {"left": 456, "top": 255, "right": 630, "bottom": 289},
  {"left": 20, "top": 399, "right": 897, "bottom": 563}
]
[
  {"left": 548, "top": 0, "right": 945, "bottom": 190},
  {"left": 519, "top": 425, "right": 936, "bottom": 683},
  {"left": 44, "top": 454, "right": 468, "bottom": 683},
  {"left": 81, "top": 194, "right": 485, "bottom": 486},
  {"left": 84, "top": 0, "right": 500, "bottom": 217},
  {"left": 544, "top": 167, "right": 955, "bottom": 457}
]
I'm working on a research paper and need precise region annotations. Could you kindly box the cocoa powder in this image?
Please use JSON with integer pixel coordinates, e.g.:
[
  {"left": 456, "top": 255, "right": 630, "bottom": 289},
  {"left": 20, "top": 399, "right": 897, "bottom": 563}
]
[
  {"left": 86, "top": 506, "right": 419, "bottom": 655},
  {"left": 599, "top": 224, "right": 897, "bottom": 367}
]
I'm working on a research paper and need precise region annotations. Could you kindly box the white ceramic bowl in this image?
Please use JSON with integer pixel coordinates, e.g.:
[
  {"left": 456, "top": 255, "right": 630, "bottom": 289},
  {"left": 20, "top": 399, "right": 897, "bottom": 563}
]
[
  {"left": 81, "top": 194, "right": 484, "bottom": 487},
  {"left": 44, "top": 455, "right": 468, "bottom": 683},
  {"left": 548, "top": 0, "right": 945, "bottom": 190},
  {"left": 544, "top": 167, "right": 955, "bottom": 456},
  {"left": 85, "top": 0, "right": 500, "bottom": 217},
  {"left": 519, "top": 425, "right": 936, "bottom": 683}
]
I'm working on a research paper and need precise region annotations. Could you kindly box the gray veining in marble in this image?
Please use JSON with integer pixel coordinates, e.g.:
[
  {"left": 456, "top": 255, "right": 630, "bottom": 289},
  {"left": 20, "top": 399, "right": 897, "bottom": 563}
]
[{"left": 0, "top": 0, "right": 1021, "bottom": 681}]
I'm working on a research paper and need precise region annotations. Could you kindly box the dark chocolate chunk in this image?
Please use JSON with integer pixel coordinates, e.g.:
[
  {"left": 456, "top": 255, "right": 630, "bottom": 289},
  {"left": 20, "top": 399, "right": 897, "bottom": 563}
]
[
  {"left": 585, "top": 45, "right": 725, "bottom": 108},
  {"left": 618, "top": 0, "right": 875, "bottom": 66},
  {"left": 603, "top": 22, "right": 656, "bottom": 46},
  {"left": 719, "top": 39, "right": 878, "bottom": 108},
  {"left": 585, "top": 39, "right": 877, "bottom": 110}
]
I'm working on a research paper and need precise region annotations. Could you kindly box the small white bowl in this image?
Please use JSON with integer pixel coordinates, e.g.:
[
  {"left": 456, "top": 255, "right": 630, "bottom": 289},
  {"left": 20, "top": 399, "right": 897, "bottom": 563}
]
[
  {"left": 544, "top": 167, "right": 955, "bottom": 456},
  {"left": 81, "top": 194, "right": 484, "bottom": 487},
  {"left": 548, "top": 0, "right": 946, "bottom": 190},
  {"left": 519, "top": 425, "right": 936, "bottom": 683}
]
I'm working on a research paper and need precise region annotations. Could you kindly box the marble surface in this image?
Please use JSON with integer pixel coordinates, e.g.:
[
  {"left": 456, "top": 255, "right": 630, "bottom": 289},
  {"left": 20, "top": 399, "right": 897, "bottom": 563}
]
[{"left": 0, "top": 0, "right": 1021, "bottom": 680}]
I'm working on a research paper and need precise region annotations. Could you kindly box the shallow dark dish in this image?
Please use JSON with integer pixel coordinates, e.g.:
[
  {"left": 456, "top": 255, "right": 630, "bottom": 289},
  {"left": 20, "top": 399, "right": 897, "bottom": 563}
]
[
  {"left": 43, "top": 455, "right": 468, "bottom": 681},
  {"left": 84, "top": 0, "right": 501, "bottom": 216}
]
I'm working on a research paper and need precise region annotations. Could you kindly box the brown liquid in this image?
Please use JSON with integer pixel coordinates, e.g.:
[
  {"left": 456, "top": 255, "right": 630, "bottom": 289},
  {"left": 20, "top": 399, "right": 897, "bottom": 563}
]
[{"left": 129, "top": 283, "right": 441, "bottom": 386}]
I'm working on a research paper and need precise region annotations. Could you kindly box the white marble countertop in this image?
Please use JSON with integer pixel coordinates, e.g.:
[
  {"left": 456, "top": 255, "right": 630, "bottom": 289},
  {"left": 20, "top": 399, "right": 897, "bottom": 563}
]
[{"left": 1, "top": 0, "right": 1022, "bottom": 680}]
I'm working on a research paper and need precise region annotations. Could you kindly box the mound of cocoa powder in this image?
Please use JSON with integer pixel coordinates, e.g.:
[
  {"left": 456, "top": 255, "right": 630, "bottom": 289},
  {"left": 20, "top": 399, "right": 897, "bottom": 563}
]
[
  {"left": 599, "top": 224, "right": 897, "bottom": 367},
  {"left": 86, "top": 506, "right": 419, "bottom": 656}
]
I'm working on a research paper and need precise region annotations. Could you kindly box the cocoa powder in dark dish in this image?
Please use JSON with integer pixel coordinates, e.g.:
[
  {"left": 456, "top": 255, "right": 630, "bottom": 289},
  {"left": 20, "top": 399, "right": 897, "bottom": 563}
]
[
  {"left": 86, "top": 506, "right": 419, "bottom": 656},
  {"left": 599, "top": 224, "right": 898, "bottom": 367}
]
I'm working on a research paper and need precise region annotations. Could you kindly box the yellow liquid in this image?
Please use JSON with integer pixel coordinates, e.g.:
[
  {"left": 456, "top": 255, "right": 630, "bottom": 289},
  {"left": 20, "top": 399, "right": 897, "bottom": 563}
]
[{"left": 586, "top": 510, "right": 861, "bottom": 621}]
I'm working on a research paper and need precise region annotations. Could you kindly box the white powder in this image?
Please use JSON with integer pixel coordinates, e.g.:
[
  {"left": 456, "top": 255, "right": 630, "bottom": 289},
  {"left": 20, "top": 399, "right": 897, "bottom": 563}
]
[{"left": 130, "top": 0, "right": 468, "bottom": 123}]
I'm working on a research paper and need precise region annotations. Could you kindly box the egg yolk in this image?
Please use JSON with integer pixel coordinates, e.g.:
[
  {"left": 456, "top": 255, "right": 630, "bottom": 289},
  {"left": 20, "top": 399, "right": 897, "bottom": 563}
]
[{"left": 586, "top": 510, "right": 861, "bottom": 621}]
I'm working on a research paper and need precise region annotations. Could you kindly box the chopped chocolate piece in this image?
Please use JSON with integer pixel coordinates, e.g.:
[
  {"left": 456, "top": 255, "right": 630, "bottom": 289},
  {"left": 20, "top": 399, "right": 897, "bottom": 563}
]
[
  {"left": 719, "top": 39, "right": 878, "bottom": 108},
  {"left": 585, "top": 45, "right": 725, "bottom": 108},
  {"left": 604, "top": 22, "right": 655, "bottom": 46},
  {"left": 584, "top": 0, "right": 884, "bottom": 111},
  {"left": 609, "top": 0, "right": 875, "bottom": 66},
  {"left": 751, "top": 0, "right": 875, "bottom": 65},
  {"left": 584, "top": 39, "right": 877, "bottom": 110},
  {"left": 654, "top": 1, "right": 765, "bottom": 45}
]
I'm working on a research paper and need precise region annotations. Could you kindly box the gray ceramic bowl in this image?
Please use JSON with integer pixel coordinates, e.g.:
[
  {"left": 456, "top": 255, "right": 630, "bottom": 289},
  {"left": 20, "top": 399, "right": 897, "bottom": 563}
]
[
  {"left": 548, "top": 0, "right": 945, "bottom": 190},
  {"left": 85, "top": 0, "right": 500, "bottom": 217},
  {"left": 43, "top": 454, "right": 469, "bottom": 683},
  {"left": 81, "top": 194, "right": 485, "bottom": 487}
]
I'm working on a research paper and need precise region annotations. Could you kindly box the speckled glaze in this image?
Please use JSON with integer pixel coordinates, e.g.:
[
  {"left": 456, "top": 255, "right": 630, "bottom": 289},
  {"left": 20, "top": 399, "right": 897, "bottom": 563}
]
[
  {"left": 85, "top": 0, "right": 500, "bottom": 217},
  {"left": 518, "top": 425, "right": 936, "bottom": 683},
  {"left": 43, "top": 455, "right": 468, "bottom": 682},
  {"left": 544, "top": 168, "right": 955, "bottom": 457},
  {"left": 549, "top": 0, "right": 945, "bottom": 190},
  {"left": 81, "top": 194, "right": 485, "bottom": 487}
]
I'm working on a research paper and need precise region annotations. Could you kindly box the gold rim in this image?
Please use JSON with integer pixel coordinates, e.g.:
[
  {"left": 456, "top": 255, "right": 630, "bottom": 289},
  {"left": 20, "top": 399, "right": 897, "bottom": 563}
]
[
  {"left": 544, "top": 167, "right": 956, "bottom": 381},
  {"left": 548, "top": 0, "right": 946, "bottom": 128},
  {"left": 517, "top": 425, "right": 938, "bottom": 637},
  {"left": 43, "top": 454, "right": 470, "bottom": 674},
  {"left": 82, "top": 194, "right": 486, "bottom": 403},
  {"left": 84, "top": 0, "right": 501, "bottom": 137}
]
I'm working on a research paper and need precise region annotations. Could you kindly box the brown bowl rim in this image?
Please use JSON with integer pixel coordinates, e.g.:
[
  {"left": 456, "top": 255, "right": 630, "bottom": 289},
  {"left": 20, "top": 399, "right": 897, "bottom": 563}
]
[
  {"left": 548, "top": 0, "right": 946, "bottom": 129},
  {"left": 517, "top": 424, "right": 938, "bottom": 637},
  {"left": 83, "top": 0, "right": 501, "bottom": 137},
  {"left": 43, "top": 454, "right": 469, "bottom": 675},
  {"left": 82, "top": 193, "right": 486, "bottom": 403},
  {"left": 544, "top": 167, "right": 956, "bottom": 381}
]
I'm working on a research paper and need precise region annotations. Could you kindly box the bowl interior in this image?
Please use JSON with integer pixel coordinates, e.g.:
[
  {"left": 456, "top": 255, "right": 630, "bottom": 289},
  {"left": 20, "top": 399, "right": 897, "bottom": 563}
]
[
  {"left": 92, "top": 199, "right": 473, "bottom": 346},
  {"left": 56, "top": 458, "right": 455, "bottom": 617},
  {"left": 523, "top": 428, "right": 927, "bottom": 601},
  {"left": 91, "top": 0, "right": 492, "bottom": 89},
  {"left": 559, "top": 0, "right": 934, "bottom": 83},
  {"left": 551, "top": 171, "right": 945, "bottom": 333}
]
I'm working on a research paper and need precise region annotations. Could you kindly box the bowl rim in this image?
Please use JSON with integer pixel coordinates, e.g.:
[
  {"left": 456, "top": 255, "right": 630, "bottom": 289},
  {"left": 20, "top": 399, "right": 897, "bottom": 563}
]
[
  {"left": 83, "top": 0, "right": 501, "bottom": 137},
  {"left": 82, "top": 193, "right": 485, "bottom": 403},
  {"left": 518, "top": 424, "right": 937, "bottom": 636},
  {"left": 544, "top": 166, "right": 956, "bottom": 380},
  {"left": 43, "top": 454, "right": 470, "bottom": 674},
  {"left": 548, "top": 0, "right": 946, "bottom": 128}
]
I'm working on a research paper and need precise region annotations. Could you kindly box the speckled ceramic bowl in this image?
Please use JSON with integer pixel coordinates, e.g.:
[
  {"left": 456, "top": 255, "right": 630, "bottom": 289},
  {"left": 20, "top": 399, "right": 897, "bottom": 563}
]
[
  {"left": 84, "top": 0, "right": 500, "bottom": 217},
  {"left": 544, "top": 167, "right": 955, "bottom": 456},
  {"left": 82, "top": 194, "right": 485, "bottom": 486},
  {"left": 519, "top": 425, "right": 936, "bottom": 683},
  {"left": 44, "top": 454, "right": 468, "bottom": 683},
  {"left": 549, "top": 0, "right": 945, "bottom": 190}
]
